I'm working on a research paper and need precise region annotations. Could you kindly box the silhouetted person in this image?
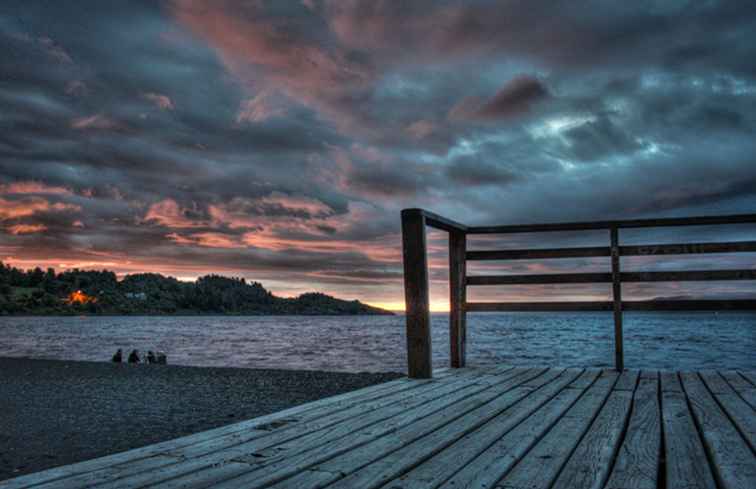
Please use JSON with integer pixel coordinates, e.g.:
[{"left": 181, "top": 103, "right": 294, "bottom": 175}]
[
  {"left": 111, "top": 348, "right": 122, "bottom": 363},
  {"left": 128, "top": 349, "right": 140, "bottom": 364},
  {"left": 156, "top": 351, "right": 167, "bottom": 364},
  {"left": 147, "top": 351, "right": 156, "bottom": 364}
]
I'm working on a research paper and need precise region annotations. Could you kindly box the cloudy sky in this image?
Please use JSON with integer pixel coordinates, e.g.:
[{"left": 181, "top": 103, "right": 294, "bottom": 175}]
[{"left": 1, "top": 0, "right": 755, "bottom": 310}]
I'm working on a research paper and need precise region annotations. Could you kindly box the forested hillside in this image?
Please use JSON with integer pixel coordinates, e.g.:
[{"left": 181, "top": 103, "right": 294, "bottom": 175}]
[{"left": 0, "top": 263, "right": 392, "bottom": 316}]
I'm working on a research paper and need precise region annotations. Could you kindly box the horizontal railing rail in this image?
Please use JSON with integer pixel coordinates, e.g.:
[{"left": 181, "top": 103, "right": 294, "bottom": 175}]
[{"left": 401, "top": 208, "right": 756, "bottom": 378}]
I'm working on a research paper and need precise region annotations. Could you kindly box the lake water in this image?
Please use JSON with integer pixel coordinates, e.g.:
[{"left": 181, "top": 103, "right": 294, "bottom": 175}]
[{"left": 0, "top": 313, "right": 753, "bottom": 372}]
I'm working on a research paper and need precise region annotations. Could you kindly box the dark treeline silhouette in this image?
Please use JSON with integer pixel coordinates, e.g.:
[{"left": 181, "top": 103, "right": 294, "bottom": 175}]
[{"left": 0, "top": 263, "right": 392, "bottom": 316}]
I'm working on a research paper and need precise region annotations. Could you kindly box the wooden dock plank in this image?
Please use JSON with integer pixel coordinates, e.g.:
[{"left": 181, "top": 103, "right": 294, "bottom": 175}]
[
  {"left": 550, "top": 389, "right": 634, "bottom": 489},
  {"left": 721, "top": 371, "right": 756, "bottom": 411},
  {"left": 739, "top": 370, "right": 756, "bottom": 387},
  {"left": 436, "top": 370, "right": 601, "bottom": 489},
  {"left": 614, "top": 369, "right": 640, "bottom": 391},
  {"left": 146, "top": 369, "right": 546, "bottom": 489},
  {"left": 279, "top": 369, "right": 567, "bottom": 489},
  {"left": 493, "top": 370, "right": 620, "bottom": 489},
  {"left": 661, "top": 373, "right": 717, "bottom": 489},
  {"left": 680, "top": 372, "right": 756, "bottom": 489},
  {"left": 604, "top": 374, "right": 661, "bottom": 489},
  {"left": 337, "top": 369, "right": 584, "bottom": 489},
  {"left": 699, "top": 371, "right": 756, "bottom": 450},
  {"left": 95, "top": 368, "right": 531, "bottom": 489}
]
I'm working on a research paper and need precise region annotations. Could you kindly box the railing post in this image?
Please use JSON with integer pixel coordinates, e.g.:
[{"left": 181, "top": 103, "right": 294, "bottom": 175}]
[
  {"left": 449, "top": 230, "right": 467, "bottom": 368},
  {"left": 402, "top": 209, "right": 432, "bottom": 378},
  {"left": 610, "top": 226, "right": 624, "bottom": 371}
]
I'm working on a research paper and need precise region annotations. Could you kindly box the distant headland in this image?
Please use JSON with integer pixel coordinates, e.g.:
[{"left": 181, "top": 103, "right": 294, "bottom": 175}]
[{"left": 0, "top": 262, "right": 392, "bottom": 316}]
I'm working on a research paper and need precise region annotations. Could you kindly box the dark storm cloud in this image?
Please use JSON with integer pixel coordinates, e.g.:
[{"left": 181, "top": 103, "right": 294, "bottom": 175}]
[{"left": 1, "top": 0, "right": 755, "bottom": 306}]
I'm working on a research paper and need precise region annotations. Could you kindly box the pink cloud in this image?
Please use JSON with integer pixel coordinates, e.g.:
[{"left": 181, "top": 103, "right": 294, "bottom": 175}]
[
  {"left": 0, "top": 181, "right": 72, "bottom": 196},
  {"left": 0, "top": 197, "right": 80, "bottom": 220},
  {"left": 144, "top": 199, "right": 205, "bottom": 228},
  {"left": 172, "top": 0, "right": 372, "bottom": 132},
  {"left": 236, "top": 91, "right": 285, "bottom": 123},
  {"left": 166, "top": 232, "right": 244, "bottom": 248},
  {"left": 71, "top": 114, "right": 119, "bottom": 130},
  {"left": 143, "top": 92, "right": 175, "bottom": 110},
  {"left": 6, "top": 223, "right": 48, "bottom": 235}
]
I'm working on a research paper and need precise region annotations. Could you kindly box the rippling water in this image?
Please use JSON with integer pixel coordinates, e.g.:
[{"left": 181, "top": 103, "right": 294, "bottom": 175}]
[{"left": 0, "top": 313, "right": 753, "bottom": 372}]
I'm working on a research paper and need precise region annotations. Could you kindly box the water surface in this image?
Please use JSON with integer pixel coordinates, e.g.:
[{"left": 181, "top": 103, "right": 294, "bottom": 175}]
[{"left": 0, "top": 313, "right": 753, "bottom": 372}]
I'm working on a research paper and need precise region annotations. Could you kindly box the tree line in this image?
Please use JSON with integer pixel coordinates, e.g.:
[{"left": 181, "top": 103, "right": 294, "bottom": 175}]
[{"left": 0, "top": 263, "right": 392, "bottom": 316}]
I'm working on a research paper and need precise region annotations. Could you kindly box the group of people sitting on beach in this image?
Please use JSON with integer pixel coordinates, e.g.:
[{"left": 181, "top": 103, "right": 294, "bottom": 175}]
[{"left": 111, "top": 348, "right": 166, "bottom": 365}]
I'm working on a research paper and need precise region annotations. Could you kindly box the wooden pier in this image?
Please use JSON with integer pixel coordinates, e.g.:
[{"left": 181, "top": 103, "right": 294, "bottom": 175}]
[
  {"left": 1, "top": 366, "right": 755, "bottom": 488},
  {"left": 1, "top": 210, "right": 754, "bottom": 488}
]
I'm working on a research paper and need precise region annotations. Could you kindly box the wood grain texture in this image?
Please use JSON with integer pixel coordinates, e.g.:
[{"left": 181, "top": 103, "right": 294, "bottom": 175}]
[
  {"left": 209, "top": 369, "right": 545, "bottom": 489},
  {"left": 680, "top": 372, "right": 756, "bottom": 489},
  {"left": 699, "top": 371, "right": 755, "bottom": 450},
  {"left": 720, "top": 370, "right": 756, "bottom": 411},
  {"left": 494, "top": 371, "right": 620, "bottom": 489},
  {"left": 438, "top": 371, "right": 599, "bottom": 489},
  {"left": 661, "top": 373, "right": 717, "bottom": 489},
  {"left": 391, "top": 370, "right": 584, "bottom": 489},
  {"left": 604, "top": 376, "right": 661, "bottom": 489}
]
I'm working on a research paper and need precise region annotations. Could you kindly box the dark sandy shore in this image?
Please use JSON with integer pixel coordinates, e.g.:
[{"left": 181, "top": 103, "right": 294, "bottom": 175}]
[{"left": 0, "top": 357, "right": 403, "bottom": 481}]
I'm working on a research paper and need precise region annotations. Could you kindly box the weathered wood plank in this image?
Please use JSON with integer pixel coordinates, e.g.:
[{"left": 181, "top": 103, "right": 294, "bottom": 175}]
[
  {"left": 294, "top": 369, "right": 568, "bottom": 489},
  {"left": 93, "top": 368, "right": 526, "bottom": 489},
  {"left": 699, "top": 371, "right": 756, "bottom": 451},
  {"left": 604, "top": 377, "right": 661, "bottom": 489},
  {"left": 147, "top": 369, "right": 546, "bottom": 489},
  {"left": 739, "top": 370, "right": 756, "bottom": 387},
  {"left": 720, "top": 371, "right": 756, "bottom": 411},
  {"left": 551, "top": 388, "right": 634, "bottom": 489},
  {"left": 402, "top": 208, "right": 432, "bottom": 378},
  {"left": 435, "top": 370, "right": 600, "bottom": 489},
  {"left": 493, "top": 371, "right": 620, "bottom": 489},
  {"left": 680, "top": 372, "right": 756, "bottom": 488},
  {"left": 661, "top": 373, "right": 717, "bottom": 489},
  {"left": 614, "top": 369, "right": 640, "bottom": 391},
  {"left": 363, "top": 369, "right": 586, "bottom": 489}
]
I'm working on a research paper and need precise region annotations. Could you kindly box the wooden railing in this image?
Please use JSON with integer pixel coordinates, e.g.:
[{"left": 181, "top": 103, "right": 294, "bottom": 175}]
[{"left": 401, "top": 208, "right": 756, "bottom": 378}]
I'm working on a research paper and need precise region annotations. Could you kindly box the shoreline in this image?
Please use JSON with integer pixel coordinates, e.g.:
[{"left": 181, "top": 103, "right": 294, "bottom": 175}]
[{"left": 0, "top": 356, "right": 404, "bottom": 481}]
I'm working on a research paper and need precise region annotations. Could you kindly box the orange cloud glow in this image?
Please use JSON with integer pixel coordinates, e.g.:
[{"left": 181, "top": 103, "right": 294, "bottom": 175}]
[{"left": 6, "top": 224, "right": 48, "bottom": 235}]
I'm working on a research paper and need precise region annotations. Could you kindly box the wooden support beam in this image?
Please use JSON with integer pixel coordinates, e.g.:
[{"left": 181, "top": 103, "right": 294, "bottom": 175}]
[
  {"left": 449, "top": 230, "right": 466, "bottom": 368},
  {"left": 466, "top": 213, "right": 756, "bottom": 234},
  {"left": 401, "top": 209, "right": 432, "bottom": 379},
  {"left": 464, "top": 300, "right": 756, "bottom": 312},
  {"left": 611, "top": 227, "right": 624, "bottom": 372}
]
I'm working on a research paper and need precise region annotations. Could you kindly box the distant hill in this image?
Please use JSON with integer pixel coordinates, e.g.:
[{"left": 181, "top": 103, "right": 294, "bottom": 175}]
[{"left": 0, "top": 263, "right": 392, "bottom": 316}]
